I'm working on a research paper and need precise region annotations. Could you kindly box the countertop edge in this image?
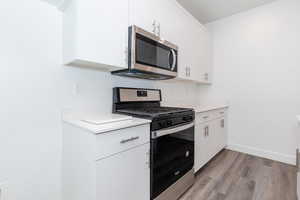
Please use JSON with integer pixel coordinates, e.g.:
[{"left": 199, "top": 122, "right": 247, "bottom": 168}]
[
  {"left": 195, "top": 105, "right": 229, "bottom": 113},
  {"left": 63, "top": 117, "right": 151, "bottom": 134}
]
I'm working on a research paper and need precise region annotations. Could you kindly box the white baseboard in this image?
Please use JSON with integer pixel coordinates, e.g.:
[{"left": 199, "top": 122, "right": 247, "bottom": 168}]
[{"left": 227, "top": 143, "right": 296, "bottom": 165}]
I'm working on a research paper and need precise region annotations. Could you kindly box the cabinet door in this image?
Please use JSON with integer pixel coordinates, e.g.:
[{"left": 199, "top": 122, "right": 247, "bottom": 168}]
[
  {"left": 130, "top": 0, "right": 183, "bottom": 43},
  {"left": 206, "top": 120, "right": 218, "bottom": 160},
  {"left": 129, "top": 0, "right": 160, "bottom": 34},
  {"left": 208, "top": 118, "right": 227, "bottom": 158},
  {"left": 187, "top": 25, "right": 212, "bottom": 83},
  {"left": 217, "top": 117, "right": 227, "bottom": 151},
  {"left": 199, "top": 28, "right": 212, "bottom": 83},
  {"left": 64, "top": 0, "right": 129, "bottom": 70},
  {"left": 154, "top": 0, "right": 183, "bottom": 43},
  {"left": 174, "top": 10, "right": 211, "bottom": 82},
  {"left": 195, "top": 120, "right": 210, "bottom": 172},
  {"left": 175, "top": 17, "right": 194, "bottom": 81},
  {"left": 190, "top": 26, "right": 207, "bottom": 83},
  {"left": 96, "top": 144, "right": 150, "bottom": 200}
]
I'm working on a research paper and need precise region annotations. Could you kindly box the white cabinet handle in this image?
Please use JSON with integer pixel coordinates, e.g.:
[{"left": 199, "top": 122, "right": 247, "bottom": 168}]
[
  {"left": 146, "top": 150, "right": 150, "bottom": 168},
  {"left": 185, "top": 67, "right": 191, "bottom": 77},
  {"left": 157, "top": 22, "right": 161, "bottom": 37},
  {"left": 152, "top": 20, "right": 160, "bottom": 37},
  {"left": 120, "top": 136, "right": 139, "bottom": 144},
  {"left": 204, "top": 73, "right": 209, "bottom": 81},
  {"left": 152, "top": 20, "right": 157, "bottom": 35},
  {"left": 204, "top": 126, "right": 209, "bottom": 137},
  {"left": 221, "top": 119, "right": 225, "bottom": 128}
]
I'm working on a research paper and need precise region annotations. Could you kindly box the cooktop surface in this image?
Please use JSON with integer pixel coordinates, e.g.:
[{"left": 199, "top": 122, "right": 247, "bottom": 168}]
[{"left": 116, "top": 106, "right": 193, "bottom": 118}]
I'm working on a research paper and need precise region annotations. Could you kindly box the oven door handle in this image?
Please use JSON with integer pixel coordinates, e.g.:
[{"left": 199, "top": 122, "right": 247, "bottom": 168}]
[{"left": 151, "top": 122, "right": 194, "bottom": 139}]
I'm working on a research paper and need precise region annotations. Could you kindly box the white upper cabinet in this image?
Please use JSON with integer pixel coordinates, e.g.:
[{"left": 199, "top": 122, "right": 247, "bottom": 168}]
[
  {"left": 42, "top": 0, "right": 69, "bottom": 11},
  {"left": 199, "top": 27, "right": 212, "bottom": 83},
  {"left": 129, "top": 0, "right": 179, "bottom": 41},
  {"left": 62, "top": 0, "right": 212, "bottom": 82},
  {"left": 129, "top": 0, "right": 212, "bottom": 83},
  {"left": 63, "top": 0, "right": 129, "bottom": 71},
  {"left": 174, "top": 5, "right": 212, "bottom": 84},
  {"left": 129, "top": 0, "right": 160, "bottom": 35},
  {"left": 193, "top": 25, "right": 212, "bottom": 84}
]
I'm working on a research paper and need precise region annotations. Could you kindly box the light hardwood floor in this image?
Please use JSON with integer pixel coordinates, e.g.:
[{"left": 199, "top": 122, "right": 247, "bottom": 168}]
[{"left": 179, "top": 150, "right": 297, "bottom": 200}]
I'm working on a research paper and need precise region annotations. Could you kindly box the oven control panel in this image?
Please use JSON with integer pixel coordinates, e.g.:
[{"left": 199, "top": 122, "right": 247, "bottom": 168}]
[{"left": 151, "top": 112, "right": 195, "bottom": 131}]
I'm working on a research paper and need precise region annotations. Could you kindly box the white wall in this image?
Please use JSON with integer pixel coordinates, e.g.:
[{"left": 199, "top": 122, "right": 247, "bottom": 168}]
[
  {"left": 200, "top": 0, "right": 300, "bottom": 164},
  {"left": 0, "top": 1, "right": 200, "bottom": 200},
  {"left": 0, "top": 1, "right": 62, "bottom": 200}
]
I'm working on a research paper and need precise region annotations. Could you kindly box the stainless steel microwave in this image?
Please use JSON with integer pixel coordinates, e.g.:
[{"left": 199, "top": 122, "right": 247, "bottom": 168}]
[{"left": 112, "top": 25, "right": 178, "bottom": 80}]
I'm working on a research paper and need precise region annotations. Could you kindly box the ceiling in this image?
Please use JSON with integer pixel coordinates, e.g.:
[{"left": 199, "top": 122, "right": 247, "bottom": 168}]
[{"left": 176, "top": 0, "right": 277, "bottom": 24}]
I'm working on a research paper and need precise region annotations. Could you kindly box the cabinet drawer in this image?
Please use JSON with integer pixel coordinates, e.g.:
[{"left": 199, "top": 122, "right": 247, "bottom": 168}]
[
  {"left": 196, "top": 112, "right": 213, "bottom": 123},
  {"left": 196, "top": 108, "right": 227, "bottom": 123},
  {"left": 95, "top": 124, "right": 150, "bottom": 160},
  {"left": 211, "top": 108, "right": 227, "bottom": 119}
]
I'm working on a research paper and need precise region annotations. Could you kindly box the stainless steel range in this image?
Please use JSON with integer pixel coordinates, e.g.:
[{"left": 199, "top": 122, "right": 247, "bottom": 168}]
[{"left": 113, "top": 87, "right": 195, "bottom": 200}]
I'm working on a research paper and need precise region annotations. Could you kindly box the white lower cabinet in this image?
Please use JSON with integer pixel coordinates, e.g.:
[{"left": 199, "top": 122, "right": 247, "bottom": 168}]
[
  {"left": 96, "top": 144, "right": 150, "bottom": 200},
  {"left": 62, "top": 123, "right": 150, "bottom": 200},
  {"left": 194, "top": 109, "right": 227, "bottom": 172},
  {"left": 195, "top": 121, "right": 211, "bottom": 170}
]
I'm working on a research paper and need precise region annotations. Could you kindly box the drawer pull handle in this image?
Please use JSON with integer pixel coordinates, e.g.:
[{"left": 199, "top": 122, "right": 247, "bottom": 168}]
[
  {"left": 120, "top": 136, "right": 140, "bottom": 144},
  {"left": 220, "top": 112, "right": 225, "bottom": 114},
  {"left": 221, "top": 119, "right": 225, "bottom": 128},
  {"left": 203, "top": 116, "right": 209, "bottom": 119}
]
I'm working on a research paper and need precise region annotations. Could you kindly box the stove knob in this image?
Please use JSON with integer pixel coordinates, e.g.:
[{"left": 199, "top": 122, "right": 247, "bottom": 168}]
[
  {"left": 185, "top": 151, "right": 190, "bottom": 157},
  {"left": 167, "top": 121, "right": 172, "bottom": 126}
]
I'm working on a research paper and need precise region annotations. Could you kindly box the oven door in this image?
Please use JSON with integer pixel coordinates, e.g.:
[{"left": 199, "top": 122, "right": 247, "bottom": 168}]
[
  {"left": 150, "top": 122, "right": 194, "bottom": 200},
  {"left": 129, "top": 26, "right": 178, "bottom": 77}
]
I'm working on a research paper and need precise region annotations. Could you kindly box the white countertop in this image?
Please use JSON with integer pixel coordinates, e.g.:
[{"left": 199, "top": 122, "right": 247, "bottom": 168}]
[
  {"left": 167, "top": 104, "right": 229, "bottom": 113},
  {"left": 63, "top": 112, "right": 151, "bottom": 134},
  {"left": 62, "top": 104, "right": 228, "bottom": 134},
  {"left": 194, "top": 105, "right": 229, "bottom": 113}
]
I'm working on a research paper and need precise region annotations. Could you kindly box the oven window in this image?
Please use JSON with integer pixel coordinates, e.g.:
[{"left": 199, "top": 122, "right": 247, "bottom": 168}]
[
  {"left": 151, "top": 126, "right": 194, "bottom": 199},
  {"left": 136, "top": 33, "right": 175, "bottom": 70}
]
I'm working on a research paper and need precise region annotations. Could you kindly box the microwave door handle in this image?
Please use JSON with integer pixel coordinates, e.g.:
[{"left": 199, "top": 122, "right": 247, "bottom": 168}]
[
  {"left": 171, "top": 49, "right": 176, "bottom": 71},
  {"left": 151, "top": 122, "right": 194, "bottom": 139}
]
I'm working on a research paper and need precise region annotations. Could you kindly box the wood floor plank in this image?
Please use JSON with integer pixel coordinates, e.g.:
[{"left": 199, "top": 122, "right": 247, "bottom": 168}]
[
  {"left": 178, "top": 150, "right": 297, "bottom": 200},
  {"left": 224, "top": 177, "right": 256, "bottom": 200},
  {"left": 207, "top": 191, "right": 226, "bottom": 200},
  {"left": 213, "top": 152, "right": 247, "bottom": 195}
]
